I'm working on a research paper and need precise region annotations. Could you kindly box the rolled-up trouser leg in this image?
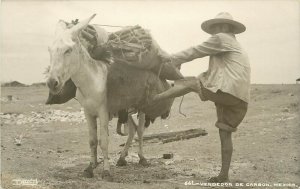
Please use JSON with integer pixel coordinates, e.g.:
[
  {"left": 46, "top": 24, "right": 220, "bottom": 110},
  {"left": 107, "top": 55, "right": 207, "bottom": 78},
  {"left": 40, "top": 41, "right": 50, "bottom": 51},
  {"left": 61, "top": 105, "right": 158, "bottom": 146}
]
[{"left": 152, "top": 76, "right": 202, "bottom": 102}]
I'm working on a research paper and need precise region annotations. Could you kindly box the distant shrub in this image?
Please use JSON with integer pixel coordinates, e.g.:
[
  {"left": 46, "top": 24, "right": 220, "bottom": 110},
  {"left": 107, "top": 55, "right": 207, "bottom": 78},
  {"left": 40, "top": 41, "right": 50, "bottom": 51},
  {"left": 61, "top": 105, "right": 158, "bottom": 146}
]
[
  {"left": 1, "top": 81, "right": 27, "bottom": 87},
  {"left": 31, "top": 82, "right": 47, "bottom": 87}
]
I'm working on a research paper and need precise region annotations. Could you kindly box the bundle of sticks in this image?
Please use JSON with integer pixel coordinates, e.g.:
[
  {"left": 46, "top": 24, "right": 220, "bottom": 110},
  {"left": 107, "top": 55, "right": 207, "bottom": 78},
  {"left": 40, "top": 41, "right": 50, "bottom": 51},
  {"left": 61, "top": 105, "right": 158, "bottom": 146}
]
[
  {"left": 80, "top": 25, "right": 153, "bottom": 64},
  {"left": 108, "top": 25, "right": 152, "bottom": 50},
  {"left": 106, "top": 25, "right": 153, "bottom": 64}
]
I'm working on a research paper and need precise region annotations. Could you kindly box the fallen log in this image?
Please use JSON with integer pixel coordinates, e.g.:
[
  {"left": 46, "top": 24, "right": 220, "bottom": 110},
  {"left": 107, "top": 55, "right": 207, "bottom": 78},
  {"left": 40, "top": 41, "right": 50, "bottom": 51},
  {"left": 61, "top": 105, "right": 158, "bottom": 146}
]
[
  {"left": 162, "top": 132, "right": 206, "bottom": 144},
  {"left": 119, "top": 128, "right": 207, "bottom": 146},
  {"left": 143, "top": 128, "right": 207, "bottom": 141}
]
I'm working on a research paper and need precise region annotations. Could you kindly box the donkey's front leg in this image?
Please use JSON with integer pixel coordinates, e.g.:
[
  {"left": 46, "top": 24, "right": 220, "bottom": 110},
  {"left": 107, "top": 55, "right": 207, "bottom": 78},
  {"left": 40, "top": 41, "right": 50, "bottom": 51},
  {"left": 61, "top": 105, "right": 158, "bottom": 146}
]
[
  {"left": 83, "top": 111, "right": 98, "bottom": 178},
  {"left": 98, "top": 105, "right": 113, "bottom": 181},
  {"left": 136, "top": 113, "right": 149, "bottom": 166}
]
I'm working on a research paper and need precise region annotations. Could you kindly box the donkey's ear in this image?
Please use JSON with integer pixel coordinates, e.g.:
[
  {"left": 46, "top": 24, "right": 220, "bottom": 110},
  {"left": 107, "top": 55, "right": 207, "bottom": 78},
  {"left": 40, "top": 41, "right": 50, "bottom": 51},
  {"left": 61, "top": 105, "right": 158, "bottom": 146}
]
[
  {"left": 70, "top": 14, "right": 96, "bottom": 36},
  {"left": 55, "top": 20, "right": 68, "bottom": 37}
]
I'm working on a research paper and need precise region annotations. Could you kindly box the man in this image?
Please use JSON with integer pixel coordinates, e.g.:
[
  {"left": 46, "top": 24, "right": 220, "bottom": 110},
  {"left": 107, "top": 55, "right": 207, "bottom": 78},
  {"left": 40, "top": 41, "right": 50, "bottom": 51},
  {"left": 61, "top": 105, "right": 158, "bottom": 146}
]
[{"left": 155, "top": 12, "right": 251, "bottom": 182}]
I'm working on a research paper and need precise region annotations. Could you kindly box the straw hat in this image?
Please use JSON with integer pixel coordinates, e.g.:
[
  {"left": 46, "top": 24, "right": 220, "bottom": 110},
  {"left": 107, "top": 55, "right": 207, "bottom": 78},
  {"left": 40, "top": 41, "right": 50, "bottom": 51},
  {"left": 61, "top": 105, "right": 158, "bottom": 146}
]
[{"left": 201, "top": 12, "right": 246, "bottom": 34}]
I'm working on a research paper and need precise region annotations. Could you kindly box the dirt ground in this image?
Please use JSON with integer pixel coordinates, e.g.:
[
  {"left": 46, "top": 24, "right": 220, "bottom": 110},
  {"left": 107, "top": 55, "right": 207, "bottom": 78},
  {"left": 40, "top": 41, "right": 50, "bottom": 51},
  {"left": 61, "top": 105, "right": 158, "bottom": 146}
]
[{"left": 1, "top": 84, "right": 299, "bottom": 189}]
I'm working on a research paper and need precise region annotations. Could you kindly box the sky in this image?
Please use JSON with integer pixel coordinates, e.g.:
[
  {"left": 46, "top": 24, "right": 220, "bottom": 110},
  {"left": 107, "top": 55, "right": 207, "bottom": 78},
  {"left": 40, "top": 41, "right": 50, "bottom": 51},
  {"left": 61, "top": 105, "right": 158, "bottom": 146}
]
[{"left": 0, "top": 0, "right": 299, "bottom": 84}]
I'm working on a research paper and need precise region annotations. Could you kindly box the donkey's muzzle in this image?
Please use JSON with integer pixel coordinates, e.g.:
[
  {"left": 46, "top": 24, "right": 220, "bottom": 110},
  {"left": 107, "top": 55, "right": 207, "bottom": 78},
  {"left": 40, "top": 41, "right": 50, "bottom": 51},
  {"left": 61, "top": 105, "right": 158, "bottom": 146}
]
[{"left": 46, "top": 77, "right": 60, "bottom": 93}]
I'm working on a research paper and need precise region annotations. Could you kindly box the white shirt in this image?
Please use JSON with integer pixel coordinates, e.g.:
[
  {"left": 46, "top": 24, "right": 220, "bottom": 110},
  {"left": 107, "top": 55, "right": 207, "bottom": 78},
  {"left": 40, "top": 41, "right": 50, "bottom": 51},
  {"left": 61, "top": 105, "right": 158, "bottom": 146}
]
[{"left": 171, "top": 33, "right": 251, "bottom": 103}]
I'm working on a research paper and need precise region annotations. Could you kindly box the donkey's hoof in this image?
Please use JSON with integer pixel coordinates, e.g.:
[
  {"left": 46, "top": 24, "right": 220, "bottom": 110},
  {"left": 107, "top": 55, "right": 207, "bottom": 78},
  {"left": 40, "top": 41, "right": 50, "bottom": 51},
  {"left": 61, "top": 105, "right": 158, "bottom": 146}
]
[
  {"left": 116, "top": 158, "right": 127, "bottom": 166},
  {"left": 102, "top": 170, "right": 113, "bottom": 182},
  {"left": 139, "top": 158, "right": 149, "bottom": 166},
  {"left": 83, "top": 168, "right": 94, "bottom": 178}
]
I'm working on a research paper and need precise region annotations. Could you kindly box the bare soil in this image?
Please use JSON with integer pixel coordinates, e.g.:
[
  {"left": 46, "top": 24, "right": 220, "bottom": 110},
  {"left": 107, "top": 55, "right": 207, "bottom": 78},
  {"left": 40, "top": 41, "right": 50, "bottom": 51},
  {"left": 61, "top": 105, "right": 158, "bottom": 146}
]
[{"left": 1, "top": 84, "right": 299, "bottom": 189}]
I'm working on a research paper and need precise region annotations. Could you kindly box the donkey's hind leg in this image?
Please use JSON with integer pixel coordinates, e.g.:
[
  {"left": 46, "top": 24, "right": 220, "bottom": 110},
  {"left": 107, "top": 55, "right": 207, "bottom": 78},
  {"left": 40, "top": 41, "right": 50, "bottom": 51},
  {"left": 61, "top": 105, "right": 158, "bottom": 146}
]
[
  {"left": 117, "top": 119, "right": 136, "bottom": 166},
  {"left": 83, "top": 111, "right": 98, "bottom": 178},
  {"left": 136, "top": 113, "right": 149, "bottom": 166}
]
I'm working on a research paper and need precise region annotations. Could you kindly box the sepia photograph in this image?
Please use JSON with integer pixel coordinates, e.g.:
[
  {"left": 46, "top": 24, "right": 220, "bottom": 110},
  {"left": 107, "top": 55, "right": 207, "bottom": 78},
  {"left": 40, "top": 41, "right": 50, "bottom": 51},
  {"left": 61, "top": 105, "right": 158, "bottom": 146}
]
[{"left": 1, "top": 0, "right": 299, "bottom": 188}]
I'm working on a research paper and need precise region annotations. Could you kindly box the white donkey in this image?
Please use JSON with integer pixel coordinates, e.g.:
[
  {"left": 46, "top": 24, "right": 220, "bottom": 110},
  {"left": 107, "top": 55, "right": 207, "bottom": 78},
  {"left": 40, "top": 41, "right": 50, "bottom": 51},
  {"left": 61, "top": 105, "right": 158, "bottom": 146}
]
[
  {"left": 46, "top": 14, "right": 157, "bottom": 181},
  {"left": 46, "top": 14, "right": 113, "bottom": 180},
  {"left": 47, "top": 14, "right": 175, "bottom": 181}
]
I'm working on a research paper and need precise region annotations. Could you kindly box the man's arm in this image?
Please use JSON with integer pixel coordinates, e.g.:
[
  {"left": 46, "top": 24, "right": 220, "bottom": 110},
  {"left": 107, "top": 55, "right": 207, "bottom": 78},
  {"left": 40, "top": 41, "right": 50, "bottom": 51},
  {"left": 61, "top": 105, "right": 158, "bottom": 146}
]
[
  {"left": 171, "top": 46, "right": 209, "bottom": 66},
  {"left": 165, "top": 35, "right": 224, "bottom": 67}
]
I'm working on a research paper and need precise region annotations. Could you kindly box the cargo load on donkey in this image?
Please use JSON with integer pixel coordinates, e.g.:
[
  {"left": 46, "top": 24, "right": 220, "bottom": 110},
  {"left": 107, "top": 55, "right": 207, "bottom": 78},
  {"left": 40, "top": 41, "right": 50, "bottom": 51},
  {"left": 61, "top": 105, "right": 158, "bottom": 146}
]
[
  {"left": 46, "top": 22, "right": 183, "bottom": 122},
  {"left": 83, "top": 24, "right": 183, "bottom": 81}
]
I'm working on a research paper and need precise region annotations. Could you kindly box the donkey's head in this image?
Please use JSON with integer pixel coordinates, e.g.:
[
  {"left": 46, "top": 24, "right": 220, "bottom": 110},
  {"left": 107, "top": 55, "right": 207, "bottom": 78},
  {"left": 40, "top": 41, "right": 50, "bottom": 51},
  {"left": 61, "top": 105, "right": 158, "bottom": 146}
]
[{"left": 46, "top": 14, "right": 96, "bottom": 94}]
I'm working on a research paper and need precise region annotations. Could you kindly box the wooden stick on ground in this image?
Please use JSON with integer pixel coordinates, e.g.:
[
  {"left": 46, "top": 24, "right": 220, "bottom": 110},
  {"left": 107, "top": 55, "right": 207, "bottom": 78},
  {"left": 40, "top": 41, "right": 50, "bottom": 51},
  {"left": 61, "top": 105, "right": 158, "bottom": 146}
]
[{"left": 119, "top": 128, "right": 207, "bottom": 146}]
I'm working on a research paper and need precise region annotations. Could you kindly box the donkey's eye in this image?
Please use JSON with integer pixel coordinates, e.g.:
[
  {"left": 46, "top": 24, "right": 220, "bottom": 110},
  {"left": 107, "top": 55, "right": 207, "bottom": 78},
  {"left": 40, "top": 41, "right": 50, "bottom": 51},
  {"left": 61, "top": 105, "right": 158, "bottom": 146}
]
[{"left": 64, "top": 48, "right": 72, "bottom": 55}]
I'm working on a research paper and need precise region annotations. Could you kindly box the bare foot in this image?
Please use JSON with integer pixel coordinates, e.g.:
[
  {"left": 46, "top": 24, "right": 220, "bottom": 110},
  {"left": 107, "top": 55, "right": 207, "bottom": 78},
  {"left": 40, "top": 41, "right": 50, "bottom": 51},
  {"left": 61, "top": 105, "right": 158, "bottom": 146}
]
[
  {"left": 83, "top": 163, "right": 94, "bottom": 178},
  {"left": 208, "top": 175, "right": 229, "bottom": 183}
]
